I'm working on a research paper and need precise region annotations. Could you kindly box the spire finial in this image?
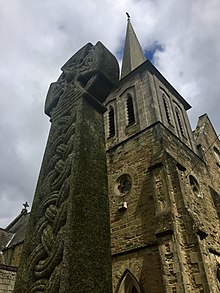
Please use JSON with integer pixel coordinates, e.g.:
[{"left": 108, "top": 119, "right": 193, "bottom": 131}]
[
  {"left": 126, "top": 12, "right": 130, "bottom": 20},
  {"left": 23, "top": 202, "right": 29, "bottom": 209},
  {"left": 22, "top": 201, "right": 29, "bottom": 213}
]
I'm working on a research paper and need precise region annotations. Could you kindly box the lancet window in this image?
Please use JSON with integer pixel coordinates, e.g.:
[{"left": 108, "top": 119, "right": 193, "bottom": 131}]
[
  {"left": 189, "top": 175, "right": 201, "bottom": 197},
  {"left": 213, "top": 147, "right": 220, "bottom": 167},
  {"left": 108, "top": 106, "right": 115, "bottom": 137},
  {"left": 175, "top": 107, "right": 185, "bottom": 137},
  {"left": 126, "top": 94, "right": 135, "bottom": 125},
  {"left": 162, "top": 93, "right": 172, "bottom": 125}
]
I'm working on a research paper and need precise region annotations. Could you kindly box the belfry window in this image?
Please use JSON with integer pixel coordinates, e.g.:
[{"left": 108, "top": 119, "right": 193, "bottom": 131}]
[
  {"left": 189, "top": 175, "right": 201, "bottom": 197},
  {"left": 213, "top": 147, "right": 220, "bottom": 167},
  {"left": 162, "top": 94, "right": 172, "bottom": 125},
  {"left": 175, "top": 108, "right": 185, "bottom": 137},
  {"left": 108, "top": 106, "right": 115, "bottom": 137},
  {"left": 217, "top": 264, "right": 220, "bottom": 283},
  {"left": 126, "top": 94, "right": 135, "bottom": 125}
]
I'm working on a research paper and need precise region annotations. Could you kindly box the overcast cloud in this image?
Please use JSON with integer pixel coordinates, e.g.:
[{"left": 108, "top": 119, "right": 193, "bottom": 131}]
[{"left": 0, "top": 0, "right": 220, "bottom": 227}]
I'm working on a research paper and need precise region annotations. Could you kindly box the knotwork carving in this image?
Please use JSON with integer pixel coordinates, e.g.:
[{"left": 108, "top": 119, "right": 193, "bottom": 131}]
[
  {"left": 45, "top": 42, "right": 119, "bottom": 117},
  {"left": 26, "top": 112, "right": 73, "bottom": 292},
  {"left": 14, "top": 41, "right": 119, "bottom": 293},
  {"left": 15, "top": 42, "right": 118, "bottom": 293}
]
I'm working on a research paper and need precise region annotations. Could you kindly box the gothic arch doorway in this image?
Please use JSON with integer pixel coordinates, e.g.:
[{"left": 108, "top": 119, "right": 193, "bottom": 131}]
[{"left": 117, "top": 270, "right": 142, "bottom": 293}]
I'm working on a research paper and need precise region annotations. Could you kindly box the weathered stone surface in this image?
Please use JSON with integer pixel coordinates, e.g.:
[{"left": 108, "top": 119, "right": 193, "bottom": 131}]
[
  {"left": 2, "top": 20, "right": 219, "bottom": 293},
  {"left": 13, "top": 42, "right": 119, "bottom": 293},
  {"left": 0, "top": 265, "right": 17, "bottom": 293},
  {"left": 45, "top": 42, "right": 119, "bottom": 116},
  {"left": 104, "top": 56, "right": 220, "bottom": 292}
]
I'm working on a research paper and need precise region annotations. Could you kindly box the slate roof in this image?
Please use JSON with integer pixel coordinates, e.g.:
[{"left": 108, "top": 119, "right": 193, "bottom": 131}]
[
  {"left": 0, "top": 228, "right": 13, "bottom": 251},
  {"left": 2, "top": 209, "right": 30, "bottom": 250},
  {"left": 121, "top": 18, "right": 146, "bottom": 79}
]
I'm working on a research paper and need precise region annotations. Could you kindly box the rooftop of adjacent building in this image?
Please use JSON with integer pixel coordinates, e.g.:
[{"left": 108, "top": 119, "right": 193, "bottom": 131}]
[{"left": 0, "top": 203, "right": 30, "bottom": 259}]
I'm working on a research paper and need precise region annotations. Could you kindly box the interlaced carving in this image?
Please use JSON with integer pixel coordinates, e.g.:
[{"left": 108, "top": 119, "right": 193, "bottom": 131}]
[
  {"left": 27, "top": 111, "right": 75, "bottom": 292},
  {"left": 14, "top": 41, "right": 119, "bottom": 293}
]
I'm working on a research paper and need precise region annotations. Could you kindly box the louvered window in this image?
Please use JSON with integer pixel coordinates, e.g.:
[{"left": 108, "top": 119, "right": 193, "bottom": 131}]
[
  {"left": 162, "top": 94, "right": 172, "bottom": 124},
  {"left": 176, "top": 108, "right": 185, "bottom": 137},
  {"left": 108, "top": 106, "right": 115, "bottom": 137},
  {"left": 126, "top": 94, "right": 135, "bottom": 125}
]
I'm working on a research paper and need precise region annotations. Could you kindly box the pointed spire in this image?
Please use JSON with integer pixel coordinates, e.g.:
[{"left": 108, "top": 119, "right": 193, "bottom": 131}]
[{"left": 121, "top": 14, "right": 146, "bottom": 79}]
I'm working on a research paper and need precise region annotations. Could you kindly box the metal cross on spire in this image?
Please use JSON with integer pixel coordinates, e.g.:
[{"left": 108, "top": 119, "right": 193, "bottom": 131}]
[{"left": 23, "top": 201, "right": 29, "bottom": 210}]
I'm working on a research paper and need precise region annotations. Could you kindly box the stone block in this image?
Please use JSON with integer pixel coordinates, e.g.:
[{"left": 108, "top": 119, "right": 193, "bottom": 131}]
[
  {"left": 194, "top": 273, "right": 203, "bottom": 285},
  {"left": 190, "top": 252, "right": 199, "bottom": 263}
]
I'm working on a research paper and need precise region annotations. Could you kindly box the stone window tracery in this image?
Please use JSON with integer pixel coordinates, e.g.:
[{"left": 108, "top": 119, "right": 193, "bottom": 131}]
[{"left": 116, "top": 174, "right": 132, "bottom": 196}]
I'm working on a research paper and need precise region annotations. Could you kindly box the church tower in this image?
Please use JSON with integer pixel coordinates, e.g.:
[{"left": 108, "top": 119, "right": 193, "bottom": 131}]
[
  {"left": 1, "top": 15, "right": 219, "bottom": 293},
  {"left": 104, "top": 17, "right": 220, "bottom": 292}
]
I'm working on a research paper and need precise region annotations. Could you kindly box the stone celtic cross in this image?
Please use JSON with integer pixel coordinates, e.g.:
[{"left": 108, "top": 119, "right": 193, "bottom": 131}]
[{"left": 13, "top": 42, "right": 119, "bottom": 293}]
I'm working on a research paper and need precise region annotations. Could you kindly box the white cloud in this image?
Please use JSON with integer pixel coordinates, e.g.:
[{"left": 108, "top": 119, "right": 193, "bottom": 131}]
[{"left": 0, "top": 0, "right": 220, "bottom": 227}]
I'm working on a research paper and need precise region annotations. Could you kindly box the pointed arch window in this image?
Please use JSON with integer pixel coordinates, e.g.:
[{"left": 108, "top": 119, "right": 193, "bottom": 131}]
[
  {"left": 162, "top": 94, "right": 172, "bottom": 125},
  {"left": 117, "top": 270, "right": 142, "bottom": 293},
  {"left": 175, "top": 107, "right": 185, "bottom": 137},
  {"left": 108, "top": 106, "right": 115, "bottom": 137},
  {"left": 126, "top": 94, "right": 135, "bottom": 125},
  {"left": 189, "top": 175, "right": 201, "bottom": 197},
  {"left": 217, "top": 264, "right": 220, "bottom": 283},
  {"left": 213, "top": 147, "right": 220, "bottom": 167}
]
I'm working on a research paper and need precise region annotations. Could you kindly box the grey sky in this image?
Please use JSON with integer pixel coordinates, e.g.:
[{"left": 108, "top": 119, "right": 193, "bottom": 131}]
[{"left": 0, "top": 0, "right": 220, "bottom": 227}]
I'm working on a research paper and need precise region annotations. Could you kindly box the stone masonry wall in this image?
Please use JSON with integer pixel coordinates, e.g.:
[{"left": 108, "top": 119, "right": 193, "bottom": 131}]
[
  {"left": 194, "top": 114, "right": 220, "bottom": 195},
  {"left": 107, "top": 121, "right": 220, "bottom": 292},
  {"left": 0, "top": 265, "right": 17, "bottom": 293},
  {"left": 159, "top": 123, "right": 220, "bottom": 292},
  {"left": 3, "top": 243, "right": 23, "bottom": 267},
  {"left": 107, "top": 124, "right": 171, "bottom": 292},
  {"left": 112, "top": 246, "right": 164, "bottom": 293},
  {"left": 107, "top": 125, "right": 163, "bottom": 255}
]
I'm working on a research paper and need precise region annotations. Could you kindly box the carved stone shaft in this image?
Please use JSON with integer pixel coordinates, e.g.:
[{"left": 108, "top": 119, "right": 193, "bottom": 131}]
[{"left": 13, "top": 42, "right": 119, "bottom": 293}]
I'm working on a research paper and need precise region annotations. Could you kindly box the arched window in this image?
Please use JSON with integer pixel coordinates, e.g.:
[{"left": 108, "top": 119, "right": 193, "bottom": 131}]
[
  {"left": 197, "top": 144, "right": 203, "bottom": 158},
  {"left": 117, "top": 270, "right": 142, "bottom": 293},
  {"left": 175, "top": 108, "right": 185, "bottom": 137},
  {"left": 126, "top": 94, "right": 135, "bottom": 125},
  {"left": 108, "top": 106, "right": 115, "bottom": 137},
  {"left": 217, "top": 264, "right": 220, "bottom": 283},
  {"left": 116, "top": 174, "right": 132, "bottom": 196},
  {"left": 189, "top": 175, "right": 201, "bottom": 197},
  {"left": 213, "top": 147, "right": 220, "bottom": 167},
  {"left": 162, "top": 94, "right": 172, "bottom": 125}
]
